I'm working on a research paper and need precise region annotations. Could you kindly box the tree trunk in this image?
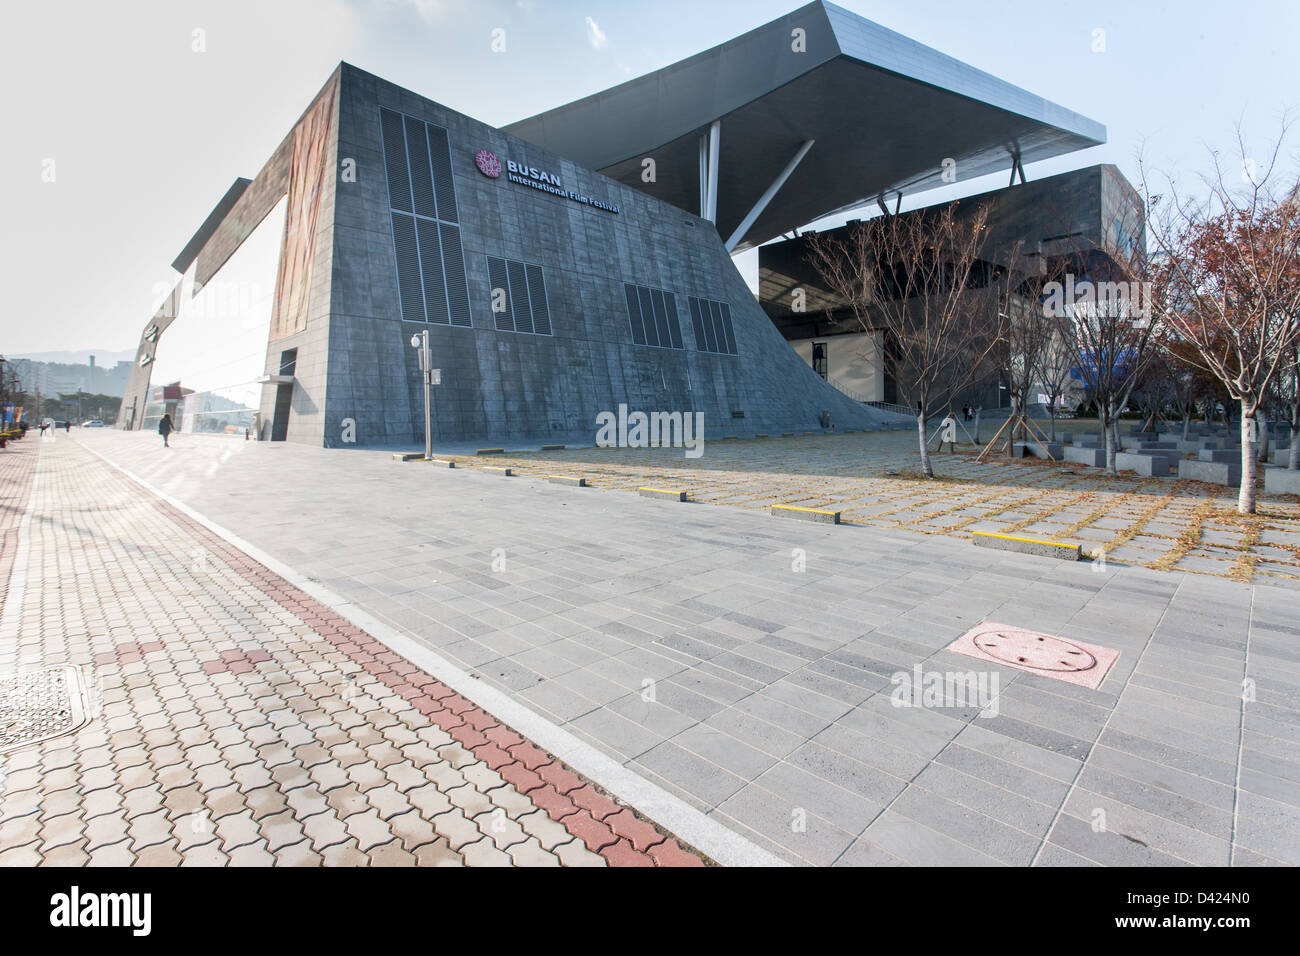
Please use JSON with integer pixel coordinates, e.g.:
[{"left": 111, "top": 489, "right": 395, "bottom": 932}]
[
  {"left": 1239, "top": 400, "right": 1258, "bottom": 515},
  {"left": 1048, "top": 402, "right": 1057, "bottom": 442},
  {"left": 1182, "top": 411, "right": 1191, "bottom": 442},
  {"left": 1257, "top": 409, "right": 1270, "bottom": 465},
  {"left": 1103, "top": 405, "right": 1118, "bottom": 476},
  {"left": 974, "top": 407, "right": 982, "bottom": 444},
  {"left": 1290, "top": 401, "right": 1300, "bottom": 470},
  {"left": 917, "top": 413, "right": 933, "bottom": 478}
]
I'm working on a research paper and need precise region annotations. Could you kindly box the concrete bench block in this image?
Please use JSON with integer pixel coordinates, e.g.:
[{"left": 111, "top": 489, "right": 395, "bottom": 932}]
[
  {"left": 1179, "top": 459, "right": 1241, "bottom": 485},
  {"left": 771, "top": 504, "right": 840, "bottom": 524},
  {"left": 548, "top": 475, "right": 588, "bottom": 486},
  {"left": 1115, "top": 452, "right": 1170, "bottom": 476},
  {"left": 1064, "top": 446, "right": 1106, "bottom": 467},
  {"left": 1199, "top": 448, "right": 1238, "bottom": 463},
  {"left": 1265, "top": 467, "right": 1300, "bottom": 496},
  {"left": 1014, "top": 441, "right": 1063, "bottom": 460},
  {"left": 972, "top": 530, "right": 1081, "bottom": 561},
  {"left": 638, "top": 487, "right": 687, "bottom": 501}
]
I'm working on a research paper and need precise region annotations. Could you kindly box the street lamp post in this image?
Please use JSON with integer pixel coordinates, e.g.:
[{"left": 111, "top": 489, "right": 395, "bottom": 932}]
[{"left": 410, "top": 331, "right": 438, "bottom": 460}]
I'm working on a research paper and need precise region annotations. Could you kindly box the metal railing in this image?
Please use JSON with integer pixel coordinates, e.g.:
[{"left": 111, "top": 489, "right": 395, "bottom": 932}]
[
  {"left": 866, "top": 400, "right": 915, "bottom": 418},
  {"left": 825, "top": 375, "right": 872, "bottom": 403}
]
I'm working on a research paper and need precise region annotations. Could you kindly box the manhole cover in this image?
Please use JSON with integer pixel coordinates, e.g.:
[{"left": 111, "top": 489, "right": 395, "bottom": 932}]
[
  {"left": 0, "top": 666, "right": 92, "bottom": 755},
  {"left": 946, "top": 621, "right": 1120, "bottom": 690},
  {"left": 972, "top": 629, "right": 1098, "bottom": 672}
]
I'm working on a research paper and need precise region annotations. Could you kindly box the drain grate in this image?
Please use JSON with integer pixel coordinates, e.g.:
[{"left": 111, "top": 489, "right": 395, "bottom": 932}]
[
  {"left": 947, "top": 621, "right": 1119, "bottom": 690},
  {"left": 0, "top": 666, "right": 92, "bottom": 755}
]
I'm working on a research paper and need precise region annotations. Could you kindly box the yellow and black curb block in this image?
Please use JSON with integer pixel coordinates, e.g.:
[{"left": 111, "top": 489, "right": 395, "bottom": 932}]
[
  {"left": 539, "top": 444, "right": 566, "bottom": 451},
  {"left": 638, "top": 487, "right": 688, "bottom": 502},
  {"left": 393, "top": 452, "right": 426, "bottom": 461},
  {"left": 428, "top": 458, "right": 456, "bottom": 468},
  {"left": 972, "top": 530, "right": 1081, "bottom": 561},
  {"left": 771, "top": 504, "right": 841, "bottom": 524},
  {"left": 476, "top": 448, "right": 505, "bottom": 455},
  {"left": 548, "top": 475, "right": 588, "bottom": 487},
  {"left": 485, "top": 466, "right": 514, "bottom": 476}
]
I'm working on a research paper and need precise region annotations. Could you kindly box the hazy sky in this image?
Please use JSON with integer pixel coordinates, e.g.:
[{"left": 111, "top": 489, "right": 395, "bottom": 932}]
[{"left": 2, "top": 0, "right": 1296, "bottom": 355}]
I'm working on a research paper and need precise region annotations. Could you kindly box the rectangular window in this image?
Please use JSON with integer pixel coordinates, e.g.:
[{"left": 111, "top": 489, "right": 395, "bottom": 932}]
[
  {"left": 379, "top": 107, "right": 470, "bottom": 326},
  {"left": 623, "top": 282, "right": 684, "bottom": 349},
  {"left": 688, "top": 295, "right": 739, "bottom": 355},
  {"left": 486, "top": 255, "right": 551, "bottom": 336}
]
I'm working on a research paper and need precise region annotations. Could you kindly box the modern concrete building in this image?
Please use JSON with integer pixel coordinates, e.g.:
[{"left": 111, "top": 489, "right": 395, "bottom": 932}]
[
  {"left": 118, "top": 1, "right": 1107, "bottom": 447},
  {"left": 757, "top": 164, "right": 1144, "bottom": 409}
]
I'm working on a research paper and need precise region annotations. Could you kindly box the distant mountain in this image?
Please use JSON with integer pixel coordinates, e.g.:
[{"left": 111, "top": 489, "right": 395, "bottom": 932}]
[{"left": 9, "top": 349, "right": 136, "bottom": 365}]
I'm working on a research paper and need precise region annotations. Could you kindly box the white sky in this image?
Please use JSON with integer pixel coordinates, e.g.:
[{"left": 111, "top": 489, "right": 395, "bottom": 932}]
[{"left": 2, "top": 0, "right": 1296, "bottom": 355}]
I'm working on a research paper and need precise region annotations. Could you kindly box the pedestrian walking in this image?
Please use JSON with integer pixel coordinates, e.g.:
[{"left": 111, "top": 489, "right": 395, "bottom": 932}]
[{"left": 159, "top": 413, "right": 174, "bottom": 447}]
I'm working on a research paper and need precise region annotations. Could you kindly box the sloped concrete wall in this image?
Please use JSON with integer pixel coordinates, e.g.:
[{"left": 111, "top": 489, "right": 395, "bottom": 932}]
[{"left": 324, "top": 64, "right": 892, "bottom": 448}]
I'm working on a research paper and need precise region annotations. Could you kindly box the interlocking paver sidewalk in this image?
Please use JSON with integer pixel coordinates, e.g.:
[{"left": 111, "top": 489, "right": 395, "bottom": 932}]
[{"left": 0, "top": 437, "right": 705, "bottom": 866}]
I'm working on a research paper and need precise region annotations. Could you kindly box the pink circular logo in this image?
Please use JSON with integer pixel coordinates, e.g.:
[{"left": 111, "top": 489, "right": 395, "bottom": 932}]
[{"left": 475, "top": 149, "right": 501, "bottom": 178}]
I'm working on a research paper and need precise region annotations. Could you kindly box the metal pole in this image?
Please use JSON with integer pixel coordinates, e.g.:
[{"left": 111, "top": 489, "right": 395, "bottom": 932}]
[{"left": 421, "top": 330, "right": 432, "bottom": 461}]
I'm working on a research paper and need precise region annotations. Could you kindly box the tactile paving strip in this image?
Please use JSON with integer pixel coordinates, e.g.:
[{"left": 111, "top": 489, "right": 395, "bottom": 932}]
[
  {"left": 946, "top": 621, "right": 1119, "bottom": 690},
  {"left": 0, "top": 665, "right": 92, "bottom": 755}
]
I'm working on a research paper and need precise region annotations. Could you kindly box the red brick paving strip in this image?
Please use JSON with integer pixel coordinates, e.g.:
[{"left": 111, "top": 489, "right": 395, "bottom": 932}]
[
  {"left": 0, "top": 439, "right": 38, "bottom": 609},
  {"left": 147, "top": 496, "right": 706, "bottom": 867}
]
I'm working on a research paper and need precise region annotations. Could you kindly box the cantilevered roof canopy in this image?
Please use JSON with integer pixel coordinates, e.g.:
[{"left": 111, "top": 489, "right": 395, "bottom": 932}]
[{"left": 504, "top": 1, "right": 1105, "bottom": 252}]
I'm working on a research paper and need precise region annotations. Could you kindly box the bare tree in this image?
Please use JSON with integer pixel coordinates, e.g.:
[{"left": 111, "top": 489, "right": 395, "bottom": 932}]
[
  {"left": 1052, "top": 253, "right": 1165, "bottom": 476},
  {"left": 1165, "top": 340, "right": 1204, "bottom": 441},
  {"left": 805, "top": 204, "right": 1008, "bottom": 477},
  {"left": 1039, "top": 316, "right": 1080, "bottom": 442},
  {"left": 1142, "top": 122, "right": 1300, "bottom": 513},
  {"left": 989, "top": 250, "right": 1055, "bottom": 453}
]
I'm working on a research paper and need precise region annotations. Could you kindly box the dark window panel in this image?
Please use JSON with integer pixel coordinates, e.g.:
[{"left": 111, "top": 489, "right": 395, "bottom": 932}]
[
  {"left": 625, "top": 283, "right": 646, "bottom": 345},
  {"left": 390, "top": 212, "right": 424, "bottom": 322},
  {"left": 415, "top": 218, "right": 449, "bottom": 325},
  {"left": 650, "top": 289, "right": 673, "bottom": 349},
  {"left": 379, "top": 109, "right": 412, "bottom": 214},
  {"left": 702, "top": 298, "right": 721, "bottom": 353},
  {"left": 637, "top": 286, "right": 659, "bottom": 347},
  {"left": 688, "top": 296, "right": 706, "bottom": 349},
  {"left": 426, "top": 124, "right": 458, "bottom": 224},
  {"left": 526, "top": 264, "right": 551, "bottom": 335},
  {"left": 507, "top": 260, "right": 533, "bottom": 334},
  {"left": 487, "top": 256, "right": 513, "bottom": 331},
  {"left": 719, "top": 302, "right": 737, "bottom": 354},
  {"left": 404, "top": 116, "right": 438, "bottom": 220},
  {"left": 439, "top": 222, "right": 471, "bottom": 327},
  {"left": 664, "top": 292, "right": 683, "bottom": 349}
]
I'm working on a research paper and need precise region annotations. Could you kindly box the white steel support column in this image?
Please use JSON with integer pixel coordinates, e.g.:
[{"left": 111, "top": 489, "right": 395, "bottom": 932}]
[
  {"left": 698, "top": 134, "right": 709, "bottom": 217},
  {"left": 724, "top": 138, "right": 814, "bottom": 252},
  {"left": 704, "top": 120, "right": 721, "bottom": 223}
]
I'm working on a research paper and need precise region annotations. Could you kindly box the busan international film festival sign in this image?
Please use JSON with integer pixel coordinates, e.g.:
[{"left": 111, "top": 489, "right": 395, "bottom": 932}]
[{"left": 475, "top": 149, "right": 620, "bottom": 215}]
